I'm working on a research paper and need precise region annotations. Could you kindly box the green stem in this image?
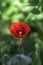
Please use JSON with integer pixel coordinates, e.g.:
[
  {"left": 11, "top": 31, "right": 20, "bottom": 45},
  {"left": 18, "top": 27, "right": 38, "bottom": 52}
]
[{"left": 18, "top": 39, "right": 22, "bottom": 65}]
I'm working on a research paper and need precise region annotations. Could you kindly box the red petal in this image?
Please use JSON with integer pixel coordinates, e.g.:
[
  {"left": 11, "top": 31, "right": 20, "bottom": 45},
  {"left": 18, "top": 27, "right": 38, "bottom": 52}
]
[{"left": 10, "top": 22, "right": 30, "bottom": 38}]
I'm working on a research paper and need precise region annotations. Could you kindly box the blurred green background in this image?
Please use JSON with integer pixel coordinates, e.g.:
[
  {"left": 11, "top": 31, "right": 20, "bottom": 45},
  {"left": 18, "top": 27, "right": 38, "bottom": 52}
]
[{"left": 0, "top": 0, "right": 43, "bottom": 65}]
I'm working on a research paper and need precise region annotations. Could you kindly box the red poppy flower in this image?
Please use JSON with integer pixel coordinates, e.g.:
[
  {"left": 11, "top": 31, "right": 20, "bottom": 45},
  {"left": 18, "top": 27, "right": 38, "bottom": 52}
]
[{"left": 10, "top": 22, "right": 30, "bottom": 38}]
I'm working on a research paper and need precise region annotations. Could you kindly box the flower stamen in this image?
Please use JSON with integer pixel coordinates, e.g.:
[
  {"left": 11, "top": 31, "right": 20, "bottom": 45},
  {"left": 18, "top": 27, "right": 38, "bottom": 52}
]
[{"left": 19, "top": 31, "right": 22, "bottom": 34}]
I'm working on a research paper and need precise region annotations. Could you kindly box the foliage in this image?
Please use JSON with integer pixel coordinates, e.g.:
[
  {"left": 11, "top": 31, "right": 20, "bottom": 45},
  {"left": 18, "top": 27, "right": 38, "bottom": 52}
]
[{"left": 0, "top": 0, "right": 43, "bottom": 65}]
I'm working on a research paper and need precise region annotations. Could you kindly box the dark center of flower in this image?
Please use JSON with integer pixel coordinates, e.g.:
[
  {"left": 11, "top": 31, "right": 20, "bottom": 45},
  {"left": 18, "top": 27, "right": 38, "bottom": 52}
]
[{"left": 16, "top": 27, "right": 25, "bottom": 35}]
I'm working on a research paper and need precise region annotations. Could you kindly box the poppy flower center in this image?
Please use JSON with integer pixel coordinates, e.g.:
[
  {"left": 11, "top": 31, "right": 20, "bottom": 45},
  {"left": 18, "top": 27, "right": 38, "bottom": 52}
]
[
  {"left": 19, "top": 31, "right": 22, "bottom": 34},
  {"left": 16, "top": 27, "right": 25, "bottom": 35}
]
